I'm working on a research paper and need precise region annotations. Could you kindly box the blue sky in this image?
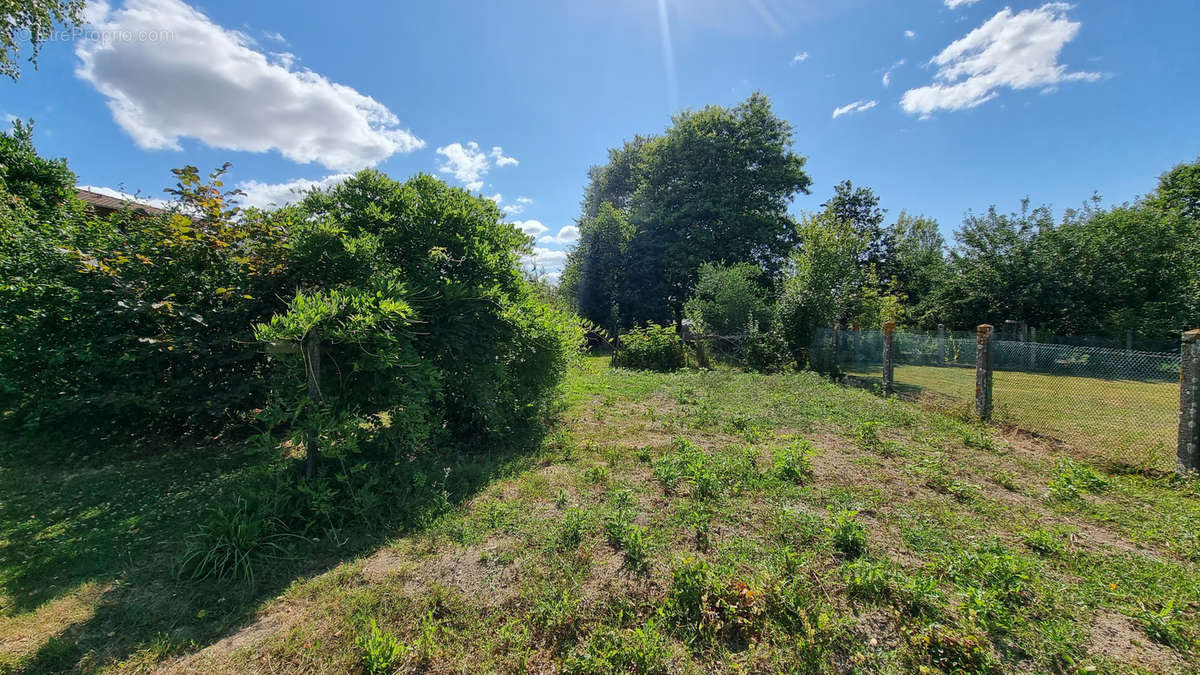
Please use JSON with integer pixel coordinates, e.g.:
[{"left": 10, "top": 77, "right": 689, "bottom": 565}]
[{"left": 4, "top": 0, "right": 1200, "bottom": 280}]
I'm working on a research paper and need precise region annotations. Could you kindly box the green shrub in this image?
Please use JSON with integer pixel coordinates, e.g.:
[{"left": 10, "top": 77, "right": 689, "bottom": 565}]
[
  {"left": 742, "top": 320, "right": 792, "bottom": 373},
  {"left": 1, "top": 129, "right": 586, "bottom": 465},
  {"left": 683, "top": 262, "right": 771, "bottom": 336},
  {"left": 616, "top": 322, "right": 685, "bottom": 371}
]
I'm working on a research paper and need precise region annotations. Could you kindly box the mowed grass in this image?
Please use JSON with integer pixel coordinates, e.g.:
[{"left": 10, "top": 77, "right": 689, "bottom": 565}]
[
  {"left": 845, "top": 364, "right": 1180, "bottom": 471},
  {"left": 3, "top": 356, "right": 1200, "bottom": 672}
]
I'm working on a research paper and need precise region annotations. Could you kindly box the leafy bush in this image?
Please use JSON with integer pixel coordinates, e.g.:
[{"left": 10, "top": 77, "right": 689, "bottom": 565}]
[
  {"left": 616, "top": 322, "right": 685, "bottom": 371},
  {"left": 683, "top": 262, "right": 771, "bottom": 335},
  {"left": 741, "top": 320, "right": 792, "bottom": 373},
  {"left": 0, "top": 130, "right": 291, "bottom": 435}
]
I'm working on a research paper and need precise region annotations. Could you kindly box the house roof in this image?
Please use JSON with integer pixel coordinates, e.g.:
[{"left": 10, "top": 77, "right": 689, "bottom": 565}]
[{"left": 75, "top": 188, "right": 169, "bottom": 217}]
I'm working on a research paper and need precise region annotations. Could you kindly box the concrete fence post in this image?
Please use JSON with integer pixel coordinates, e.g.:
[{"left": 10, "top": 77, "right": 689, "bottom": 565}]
[
  {"left": 1179, "top": 330, "right": 1200, "bottom": 474},
  {"left": 882, "top": 321, "right": 895, "bottom": 395},
  {"left": 937, "top": 323, "right": 946, "bottom": 366},
  {"left": 975, "top": 324, "right": 994, "bottom": 420},
  {"left": 1028, "top": 327, "right": 1037, "bottom": 371},
  {"left": 832, "top": 322, "right": 842, "bottom": 376}
]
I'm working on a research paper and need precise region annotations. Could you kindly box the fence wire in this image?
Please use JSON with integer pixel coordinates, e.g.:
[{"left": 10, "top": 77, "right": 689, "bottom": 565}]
[
  {"left": 688, "top": 334, "right": 748, "bottom": 369},
  {"left": 812, "top": 327, "right": 1181, "bottom": 470}
]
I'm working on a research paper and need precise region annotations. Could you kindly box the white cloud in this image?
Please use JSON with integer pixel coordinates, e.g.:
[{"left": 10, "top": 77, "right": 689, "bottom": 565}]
[
  {"left": 490, "top": 146, "right": 518, "bottom": 167},
  {"left": 831, "top": 99, "right": 878, "bottom": 119},
  {"left": 512, "top": 219, "right": 548, "bottom": 237},
  {"left": 237, "top": 173, "right": 351, "bottom": 209},
  {"left": 522, "top": 247, "right": 569, "bottom": 273},
  {"left": 945, "top": 0, "right": 981, "bottom": 8},
  {"left": 77, "top": 184, "right": 171, "bottom": 210},
  {"left": 538, "top": 225, "right": 580, "bottom": 245},
  {"left": 75, "top": 0, "right": 423, "bottom": 172},
  {"left": 904, "top": 29, "right": 916, "bottom": 38},
  {"left": 882, "top": 59, "right": 905, "bottom": 87},
  {"left": 490, "top": 194, "right": 531, "bottom": 215},
  {"left": 901, "top": 3, "right": 1100, "bottom": 117},
  {"left": 262, "top": 30, "right": 287, "bottom": 44},
  {"left": 435, "top": 141, "right": 518, "bottom": 191},
  {"left": 792, "top": 51, "right": 809, "bottom": 64},
  {"left": 3, "top": 112, "right": 16, "bottom": 125}
]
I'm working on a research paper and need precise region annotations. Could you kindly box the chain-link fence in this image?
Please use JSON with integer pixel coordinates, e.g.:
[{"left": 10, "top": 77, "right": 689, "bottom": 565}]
[{"left": 812, "top": 326, "right": 1182, "bottom": 471}]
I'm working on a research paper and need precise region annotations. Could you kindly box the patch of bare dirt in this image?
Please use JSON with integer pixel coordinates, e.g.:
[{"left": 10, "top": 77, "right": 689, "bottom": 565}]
[
  {"left": 1088, "top": 610, "right": 1182, "bottom": 672},
  {"left": 362, "top": 536, "right": 523, "bottom": 607},
  {"left": 160, "top": 607, "right": 302, "bottom": 674},
  {"left": 577, "top": 544, "right": 668, "bottom": 613}
]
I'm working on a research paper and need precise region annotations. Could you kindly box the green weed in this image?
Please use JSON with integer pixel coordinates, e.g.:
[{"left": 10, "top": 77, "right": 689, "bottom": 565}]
[
  {"left": 827, "top": 510, "right": 868, "bottom": 560},
  {"left": 773, "top": 440, "right": 814, "bottom": 484},
  {"left": 355, "top": 618, "right": 408, "bottom": 674}
]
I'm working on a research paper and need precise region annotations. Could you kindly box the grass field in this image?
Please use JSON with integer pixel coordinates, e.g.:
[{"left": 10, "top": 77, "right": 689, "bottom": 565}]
[
  {"left": 3, "top": 357, "right": 1200, "bottom": 672},
  {"left": 843, "top": 364, "right": 1180, "bottom": 472}
]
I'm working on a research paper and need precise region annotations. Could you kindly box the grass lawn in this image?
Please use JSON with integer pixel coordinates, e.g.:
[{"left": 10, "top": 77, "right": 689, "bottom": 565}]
[
  {"left": 4, "top": 356, "right": 1200, "bottom": 672},
  {"left": 844, "top": 364, "right": 1180, "bottom": 472}
]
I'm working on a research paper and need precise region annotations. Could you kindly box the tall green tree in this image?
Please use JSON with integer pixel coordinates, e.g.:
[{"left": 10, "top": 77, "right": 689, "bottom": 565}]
[
  {"left": 884, "top": 212, "right": 946, "bottom": 323},
  {"left": 821, "top": 180, "right": 889, "bottom": 269},
  {"left": 2, "top": 0, "right": 84, "bottom": 80},
  {"left": 563, "top": 93, "right": 811, "bottom": 330},
  {"left": 776, "top": 212, "right": 879, "bottom": 362},
  {"left": 559, "top": 202, "right": 633, "bottom": 332}
]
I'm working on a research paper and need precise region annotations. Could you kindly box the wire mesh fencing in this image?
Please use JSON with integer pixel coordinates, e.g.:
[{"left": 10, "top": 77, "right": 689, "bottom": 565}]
[
  {"left": 688, "top": 334, "right": 748, "bottom": 369},
  {"left": 812, "top": 326, "right": 1183, "bottom": 471}
]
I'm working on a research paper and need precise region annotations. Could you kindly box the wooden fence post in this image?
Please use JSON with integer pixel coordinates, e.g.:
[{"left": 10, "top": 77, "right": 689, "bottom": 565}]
[
  {"left": 1179, "top": 329, "right": 1200, "bottom": 474},
  {"left": 975, "top": 324, "right": 994, "bottom": 420},
  {"left": 882, "top": 321, "right": 895, "bottom": 395},
  {"left": 937, "top": 323, "right": 946, "bottom": 366},
  {"left": 302, "top": 327, "right": 323, "bottom": 479}
]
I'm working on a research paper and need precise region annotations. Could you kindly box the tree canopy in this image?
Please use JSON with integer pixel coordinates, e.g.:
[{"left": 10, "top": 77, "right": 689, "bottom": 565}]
[
  {"left": 563, "top": 93, "right": 811, "bottom": 330},
  {"left": 1, "top": 0, "right": 84, "bottom": 80}
]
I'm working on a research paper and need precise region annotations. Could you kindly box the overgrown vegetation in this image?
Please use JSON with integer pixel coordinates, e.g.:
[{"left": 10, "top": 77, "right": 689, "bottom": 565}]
[
  {"left": 7, "top": 357, "right": 1195, "bottom": 671},
  {"left": 614, "top": 322, "right": 685, "bottom": 372}
]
